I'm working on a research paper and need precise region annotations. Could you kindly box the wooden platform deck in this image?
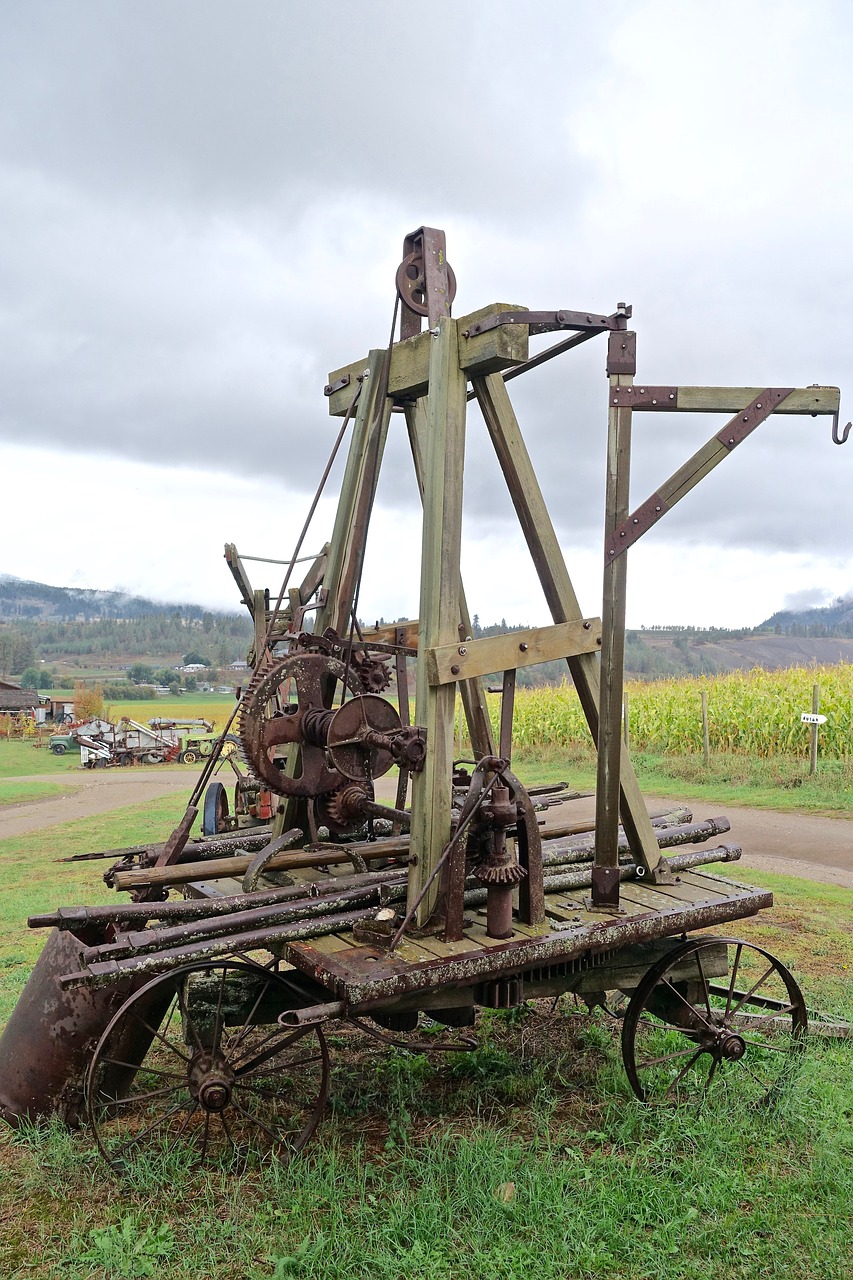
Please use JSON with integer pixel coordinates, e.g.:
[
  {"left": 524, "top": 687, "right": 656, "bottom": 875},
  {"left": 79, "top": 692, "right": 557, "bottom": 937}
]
[{"left": 285, "top": 869, "right": 772, "bottom": 1010}]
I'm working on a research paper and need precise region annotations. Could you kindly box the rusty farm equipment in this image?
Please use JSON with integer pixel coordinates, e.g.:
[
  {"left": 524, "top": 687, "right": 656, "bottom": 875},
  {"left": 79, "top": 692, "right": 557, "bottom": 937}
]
[{"left": 0, "top": 227, "right": 847, "bottom": 1171}]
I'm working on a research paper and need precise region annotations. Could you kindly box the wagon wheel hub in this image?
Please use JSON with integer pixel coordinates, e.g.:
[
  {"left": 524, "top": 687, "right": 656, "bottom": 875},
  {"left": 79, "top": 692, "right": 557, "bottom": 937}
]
[
  {"left": 715, "top": 1029, "right": 746, "bottom": 1061},
  {"left": 189, "top": 1053, "right": 234, "bottom": 1113}
]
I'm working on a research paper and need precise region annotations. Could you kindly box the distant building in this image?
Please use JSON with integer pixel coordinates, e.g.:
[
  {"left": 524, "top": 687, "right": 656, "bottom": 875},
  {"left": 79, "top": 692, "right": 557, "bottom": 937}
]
[{"left": 0, "top": 683, "right": 39, "bottom": 714}]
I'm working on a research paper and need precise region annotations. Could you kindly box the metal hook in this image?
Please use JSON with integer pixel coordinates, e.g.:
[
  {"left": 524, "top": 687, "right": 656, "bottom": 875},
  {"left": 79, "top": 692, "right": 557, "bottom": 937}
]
[{"left": 832, "top": 412, "right": 851, "bottom": 445}]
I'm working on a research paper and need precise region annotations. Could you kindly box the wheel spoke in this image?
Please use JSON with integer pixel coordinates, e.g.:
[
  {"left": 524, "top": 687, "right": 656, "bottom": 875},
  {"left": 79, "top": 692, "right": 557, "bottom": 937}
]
[
  {"left": 110, "top": 1099, "right": 190, "bottom": 1162},
  {"left": 100, "top": 1082, "right": 185, "bottom": 1109},
  {"left": 231, "top": 1097, "right": 281, "bottom": 1144},
  {"left": 739, "top": 1036, "right": 795, "bottom": 1054},
  {"left": 98, "top": 1055, "right": 184, "bottom": 1081},
  {"left": 637, "top": 1044, "right": 707, "bottom": 1070},
  {"left": 198, "top": 1110, "right": 212, "bottom": 1163},
  {"left": 130, "top": 1008, "right": 191, "bottom": 1064},
  {"left": 231, "top": 1024, "right": 308, "bottom": 1072},
  {"left": 724, "top": 943, "right": 743, "bottom": 1020},
  {"left": 667, "top": 1047, "right": 707, "bottom": 1094},
  {"left": 694, "top": 949, "right": 712, "bottom": 1020},
  {"left": 237, "top": 1050, "right": 323, "bottom": 1081},
  {"left": 229, "top": 975, "right": 274, "bottom": 1052},
  {"left": 658, "top": 977, "right": 716, "bottom": 1033},
  {"left": 727, "top": 963, "right": 777, "bottom": 1019},
  {"left": 177, "top": 981, "right": 205, "bottom": 1053},
  {"left": 210, "top": 965, "right": 229, "bottom": 1054}
]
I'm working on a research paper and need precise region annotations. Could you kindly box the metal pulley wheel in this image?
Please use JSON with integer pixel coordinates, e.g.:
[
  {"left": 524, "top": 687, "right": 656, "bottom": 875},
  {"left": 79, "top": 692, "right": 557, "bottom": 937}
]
[
  {"left": 325, "top": 693, "right": 401, "bottom": 782},
  {"left": 395, "top": 251, "right": 457, "bottom": 317},
  {"left": 238, "top": 653, "right": 364, "bottom": 797}
]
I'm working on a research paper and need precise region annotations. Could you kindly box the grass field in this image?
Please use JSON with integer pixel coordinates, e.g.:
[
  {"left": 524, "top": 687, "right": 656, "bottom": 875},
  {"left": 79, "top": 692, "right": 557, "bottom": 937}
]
[
  {"left": 0, "top": 785, "right": 851, "bottom": 1278},
  {"left": 0, "top": 779, "right": 69, "bottom": 808}
]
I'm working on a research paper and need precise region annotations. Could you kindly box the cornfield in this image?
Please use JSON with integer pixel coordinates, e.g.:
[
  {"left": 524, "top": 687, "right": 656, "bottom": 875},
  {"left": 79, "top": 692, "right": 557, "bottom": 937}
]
[{"left": 464, "top": 664, "right": 853, "bottom": 760}]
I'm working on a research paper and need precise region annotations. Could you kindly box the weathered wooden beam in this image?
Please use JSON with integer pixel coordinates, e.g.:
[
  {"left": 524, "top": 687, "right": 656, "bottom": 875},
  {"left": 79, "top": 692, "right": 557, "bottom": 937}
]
[
  {"left": 223, "top": 543, "right": 255, "bottom": 613},
  {"left": 426, "top": 618, "right": 602, "bottom": 686},
  {"left": 359, "top": 620, "right": 419, "bottom": 648},
  {"left": 609, "top": 385, "right": 840, "bottom": 415},
  {"left": 326, "top": 304, "right": 529, "bottom": 414},
  {"left": 473, "top": 372, "right": 664, "bottom": 876},
  {"left": 316, "top": 350, "right": 392, "bottom": 635},
  {"left": 404, "top": 399, "right": 495, "bottom": 759},
  {"left": 594, "top": 347, "right": 634, "bottom": 896},
  {"left": 408, "top": 318, "right": 468, "bottom": 925}
]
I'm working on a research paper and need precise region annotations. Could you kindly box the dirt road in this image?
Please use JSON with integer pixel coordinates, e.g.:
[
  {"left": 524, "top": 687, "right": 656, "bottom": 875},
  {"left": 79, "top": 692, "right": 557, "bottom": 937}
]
[
  {"left": 0, "top": 767, "right": 195, "bottom": 840},
  {"left": 1, "top": 768, "right": 850, "bottom": 889}
]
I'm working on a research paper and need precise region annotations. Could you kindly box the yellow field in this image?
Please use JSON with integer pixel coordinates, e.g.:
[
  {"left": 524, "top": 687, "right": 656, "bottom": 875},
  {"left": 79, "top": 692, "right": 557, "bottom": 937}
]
[
  {"left": 481, "top": 663, "right": 853, "bottom": 759},
  {"left": 105, "top": 695, "right": 238, "bottom": 732},
  {"left": 110, "top": 668, "right": 852, "bottom": 760}
]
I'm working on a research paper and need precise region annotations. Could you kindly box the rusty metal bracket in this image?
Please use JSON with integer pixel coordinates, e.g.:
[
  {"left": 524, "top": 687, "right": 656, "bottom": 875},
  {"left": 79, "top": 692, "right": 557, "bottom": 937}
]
[
  {"left": 463, "top": 306, "right": 631, "bottom": 339},
  {"left": 716, "top": 388, "right": 795, "bottom": 450},
  {"left": 606, "top": 332, "right": 637, "bottom": 376},
  {"left": 588, "top": 865, "right": 622, "bottom": 911},
  {"left": 609, "top": 385, "right": 679, "bottom": 408},
  {"left": 605, "top": 492, "right": 670, "bottom": 562},
  {"left": 324, "top": 373, "right": 351, "bottom": 398}
]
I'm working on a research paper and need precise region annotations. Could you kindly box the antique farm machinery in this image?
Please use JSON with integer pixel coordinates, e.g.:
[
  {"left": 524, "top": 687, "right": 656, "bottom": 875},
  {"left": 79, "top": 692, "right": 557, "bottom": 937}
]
[{"left": 0, "top": 228, "right": 846, "bottom": 1170}]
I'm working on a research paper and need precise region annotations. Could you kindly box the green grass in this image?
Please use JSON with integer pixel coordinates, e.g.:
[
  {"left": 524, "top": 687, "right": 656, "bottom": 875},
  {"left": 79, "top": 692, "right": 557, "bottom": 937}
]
[
  {"left": 0, "top": 762, "right": 851, "bottom": 1278},
  {"left": 514, "top": 744, "right": 853, "bottom": 814},
  {"left": 0, "top": 779, "right": 70, "bottom": 807},
  {"left": 0, "top": 739, "right": 84, "bottom": 779}
]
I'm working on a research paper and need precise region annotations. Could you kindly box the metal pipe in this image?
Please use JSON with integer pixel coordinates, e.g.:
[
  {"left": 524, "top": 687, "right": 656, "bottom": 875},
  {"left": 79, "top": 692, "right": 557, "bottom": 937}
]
[
  {"left": 59, "top": 906, "right": 376, "bottom": 990},
  {"left": 82, "top": 883, "right": 391, "bottom": 963},
  {"left": 279, "top": 1001, "right": 347, "bottom": 1026},
  {"left": 30, "top": 868, "right": 408, "bottom": 931}
]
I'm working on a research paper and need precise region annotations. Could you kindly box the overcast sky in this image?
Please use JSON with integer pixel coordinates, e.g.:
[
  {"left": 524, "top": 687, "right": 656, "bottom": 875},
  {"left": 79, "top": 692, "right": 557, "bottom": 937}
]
[{"left": 1, "top": 0, "right": 851, "bottom": 628}]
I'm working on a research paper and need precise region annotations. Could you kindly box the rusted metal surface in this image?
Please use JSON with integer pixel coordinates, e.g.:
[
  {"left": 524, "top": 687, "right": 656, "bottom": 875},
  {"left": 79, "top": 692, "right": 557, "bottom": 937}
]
[
  {"left": 716, "top": 388, "right": 795, "bottom": 450},
  {"left": 463, "top": 307, "right": 629, "bottom": 338},
  {"left": 0, "top": 928, "right": 135, "bottom": 1127},
  {"left": 605, "top": 491, "right": 671, "bottom": 561}
]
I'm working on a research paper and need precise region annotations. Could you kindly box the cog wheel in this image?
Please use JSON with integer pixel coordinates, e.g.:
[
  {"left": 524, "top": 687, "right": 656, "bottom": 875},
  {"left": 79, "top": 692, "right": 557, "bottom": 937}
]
[{"left": 238, "top": 653, "right": 364, "bottom": 797}]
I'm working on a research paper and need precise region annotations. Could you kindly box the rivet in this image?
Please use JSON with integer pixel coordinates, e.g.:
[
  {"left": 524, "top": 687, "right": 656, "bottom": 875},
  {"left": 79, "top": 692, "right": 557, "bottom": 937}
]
[
  {"left": 620, "top": 530, "right": 626, "bottom": 537},
  {"left": 756, "top": 402, "right": 762, "bottom": 408},
  {"left": 519, "top": 642, "right": 528, "bottom": 652},
  {"left": 583, "top": 621, "right": 591, "bottom": 629},
  {"left": 728, "top": 438, "right": 735, "bottom": 445},
  {"left": 655, "top": 505, "right": 661, "bottom": 512},
  {"left": 451, "top": 664, "right": 460, "bottom": 675},
  {"left": 458, "top": 646, "right": 467, "bottom": 655},
  {"left": 632, "top": 517, "right": 639, "bottom": 524}
]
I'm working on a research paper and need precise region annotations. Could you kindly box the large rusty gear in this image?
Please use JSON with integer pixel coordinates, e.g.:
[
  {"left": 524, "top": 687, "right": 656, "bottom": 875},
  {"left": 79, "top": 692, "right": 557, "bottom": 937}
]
[{"left": 238, "top": 653, "right": 364, "bottom": 797}]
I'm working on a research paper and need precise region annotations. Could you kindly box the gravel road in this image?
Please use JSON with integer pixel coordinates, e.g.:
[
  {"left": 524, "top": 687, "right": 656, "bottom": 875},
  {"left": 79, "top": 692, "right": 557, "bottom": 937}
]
[{"left": 1, "top": 767, "right": 850, "bottom": 889}]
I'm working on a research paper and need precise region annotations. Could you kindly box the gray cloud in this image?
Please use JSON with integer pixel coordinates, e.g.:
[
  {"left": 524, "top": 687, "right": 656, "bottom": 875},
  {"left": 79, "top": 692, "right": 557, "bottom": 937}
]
[{"left": 1, "top": 0, "right": 851, "bottom": 597}]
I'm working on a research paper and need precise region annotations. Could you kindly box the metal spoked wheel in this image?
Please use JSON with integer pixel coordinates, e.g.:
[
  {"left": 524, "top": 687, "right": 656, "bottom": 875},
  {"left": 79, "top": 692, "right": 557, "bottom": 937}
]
[
  {"left": 181, "top": 749, "right": 198, "bottom": 764},
  {"left": 86, "top": 959, "right": 330, "bottom": 1172},
  {"left": 621, "top": 936, "right": 807, "bottom": 1106}
]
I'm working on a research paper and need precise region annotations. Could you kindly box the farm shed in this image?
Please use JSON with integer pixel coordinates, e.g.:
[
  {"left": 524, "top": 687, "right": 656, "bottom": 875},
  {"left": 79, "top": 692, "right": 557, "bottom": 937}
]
[{"left": 0, "top": 686, "right": 39, "bottom": 714}]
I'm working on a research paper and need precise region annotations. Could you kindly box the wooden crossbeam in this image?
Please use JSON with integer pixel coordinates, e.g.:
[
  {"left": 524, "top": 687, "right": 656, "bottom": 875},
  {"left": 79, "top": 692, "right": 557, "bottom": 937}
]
[
  {"left": 426, "top": 618, "right": 601, "bottom": 686},
  {"left": 326, "top": 303, "right": 529, "bottom": 414}
]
